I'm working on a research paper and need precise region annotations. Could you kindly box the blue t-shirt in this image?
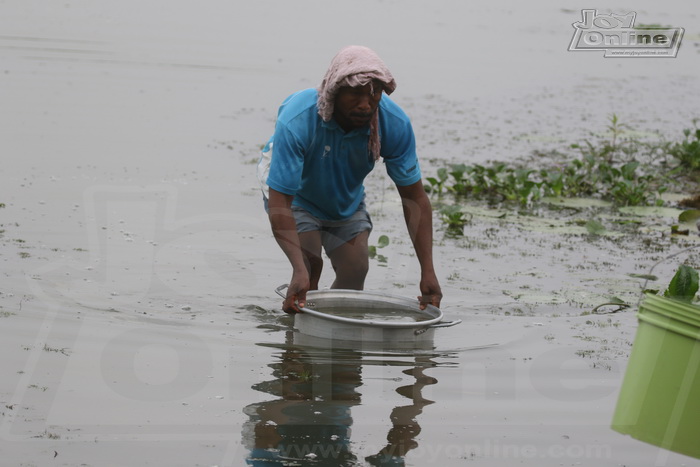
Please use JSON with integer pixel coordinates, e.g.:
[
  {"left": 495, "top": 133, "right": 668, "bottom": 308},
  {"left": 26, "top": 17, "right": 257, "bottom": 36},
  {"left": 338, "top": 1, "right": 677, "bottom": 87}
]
[{"left": 265, "top": 88, "right": 421, "bottom": 220}]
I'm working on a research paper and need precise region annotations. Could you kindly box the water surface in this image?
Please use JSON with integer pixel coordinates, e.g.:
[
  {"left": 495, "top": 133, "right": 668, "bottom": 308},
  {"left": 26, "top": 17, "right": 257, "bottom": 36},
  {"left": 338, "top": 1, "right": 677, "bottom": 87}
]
[{"left": 2, "top": 1, "right": 700, "bottom": 466}]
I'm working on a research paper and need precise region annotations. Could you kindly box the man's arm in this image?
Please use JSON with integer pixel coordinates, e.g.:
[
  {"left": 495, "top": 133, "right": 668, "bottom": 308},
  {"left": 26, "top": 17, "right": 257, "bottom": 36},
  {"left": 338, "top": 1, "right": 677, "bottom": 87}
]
[
  {"left": 267, "top": 188, "right": 309, "bottom": 313},
  {"left": 395, "top": 180, "right": 442, "bottom": 309}
]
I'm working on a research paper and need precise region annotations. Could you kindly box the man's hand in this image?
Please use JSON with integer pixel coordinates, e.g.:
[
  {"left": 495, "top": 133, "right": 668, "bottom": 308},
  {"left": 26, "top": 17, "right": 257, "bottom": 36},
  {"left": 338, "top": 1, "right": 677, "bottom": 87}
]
[
  {"left": 268, "top": 188, "right": 311, "bottom": 314},
  {"left": 418, "top": 273, "right": 442, "bottom": 310},
  {"left": 283, "top": 270, "right": 310, "bottom": 314}
]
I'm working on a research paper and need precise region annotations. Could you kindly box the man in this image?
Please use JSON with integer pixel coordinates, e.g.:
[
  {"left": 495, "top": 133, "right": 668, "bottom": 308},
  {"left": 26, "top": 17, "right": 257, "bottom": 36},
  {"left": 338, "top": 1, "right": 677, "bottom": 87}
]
[{"left": 259, "top": 45, "right": 441, "bottom": 314}]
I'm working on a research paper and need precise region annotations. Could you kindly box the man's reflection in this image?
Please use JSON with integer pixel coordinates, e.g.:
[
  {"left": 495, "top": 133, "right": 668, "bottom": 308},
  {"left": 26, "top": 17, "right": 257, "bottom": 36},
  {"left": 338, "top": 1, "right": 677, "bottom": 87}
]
[
  {"left": 365, "top": 359, "right": 436, "bottom": 466},
  {"left": 242, "top": 332, "right": 438, "bottom": 466},
  {"left": 243, "top": 332, "right": 362, "bottom": 465}
]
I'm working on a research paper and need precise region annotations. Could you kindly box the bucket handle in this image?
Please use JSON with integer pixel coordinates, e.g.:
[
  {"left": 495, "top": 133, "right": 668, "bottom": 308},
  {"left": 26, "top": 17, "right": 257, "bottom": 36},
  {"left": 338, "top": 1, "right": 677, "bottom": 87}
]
[
  {"left": 415, "top": 319, "right": 462, "bottom": 335},
  {"left": 430, "top": 319, "right": 462, "bottom": 328},
  {"left": 276, "top": 284, "right": 317, "bottom": 307},
  {"left": 275, "top": 284, "right": 288, "bottom": 299}
]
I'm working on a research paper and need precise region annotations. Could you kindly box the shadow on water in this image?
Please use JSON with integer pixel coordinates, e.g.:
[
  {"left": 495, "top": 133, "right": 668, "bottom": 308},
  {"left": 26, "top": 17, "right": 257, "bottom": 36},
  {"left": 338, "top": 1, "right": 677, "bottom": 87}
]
[{"left": 241, "top": 330, "right": 462, "bottom": 466}]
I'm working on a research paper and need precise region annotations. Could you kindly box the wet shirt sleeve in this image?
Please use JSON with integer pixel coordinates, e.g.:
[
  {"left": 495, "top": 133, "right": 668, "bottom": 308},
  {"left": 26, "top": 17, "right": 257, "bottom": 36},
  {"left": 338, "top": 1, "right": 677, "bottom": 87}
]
[
  {"left": 266, "top": 121, "right": 304, "bottom": 196},
  {"left": 381, "top": 113, "right": 422, "bottom": 187}
]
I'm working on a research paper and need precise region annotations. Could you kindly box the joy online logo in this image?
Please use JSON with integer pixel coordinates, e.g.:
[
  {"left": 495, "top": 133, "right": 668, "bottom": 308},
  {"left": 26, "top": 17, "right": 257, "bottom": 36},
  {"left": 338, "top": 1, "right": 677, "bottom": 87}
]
[{"left": 568, "top": 10, "right": 684, "bottom": 57}]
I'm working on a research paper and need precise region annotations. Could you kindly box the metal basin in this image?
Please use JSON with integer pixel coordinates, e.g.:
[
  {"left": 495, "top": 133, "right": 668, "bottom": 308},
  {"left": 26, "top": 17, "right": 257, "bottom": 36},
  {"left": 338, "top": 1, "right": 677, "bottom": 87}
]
[{"left": 276, "top": 285, "right": 461, "bottom": 345}]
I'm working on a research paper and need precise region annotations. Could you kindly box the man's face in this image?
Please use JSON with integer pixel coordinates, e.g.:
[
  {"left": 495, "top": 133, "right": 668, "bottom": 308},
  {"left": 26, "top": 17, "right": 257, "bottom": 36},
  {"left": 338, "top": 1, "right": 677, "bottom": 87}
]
[{"left": 333, "top": 81, "right": 383, "bottom": 131}]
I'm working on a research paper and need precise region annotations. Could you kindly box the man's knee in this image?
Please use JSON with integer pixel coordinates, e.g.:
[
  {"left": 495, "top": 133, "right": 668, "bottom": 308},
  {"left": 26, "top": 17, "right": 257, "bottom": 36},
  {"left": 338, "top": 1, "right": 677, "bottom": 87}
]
[{"left": 335, "top": 254, "right": 369, "bottom": 279}]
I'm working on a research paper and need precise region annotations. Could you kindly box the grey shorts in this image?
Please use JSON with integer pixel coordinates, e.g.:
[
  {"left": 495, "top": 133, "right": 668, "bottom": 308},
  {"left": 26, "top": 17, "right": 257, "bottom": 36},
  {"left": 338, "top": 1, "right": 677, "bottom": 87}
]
[
  {"left": 293, "top": 203, "right": 373, "bottom": 254},
  {"left": 264, "top": 197, "right": 373, "bottom": 254}
]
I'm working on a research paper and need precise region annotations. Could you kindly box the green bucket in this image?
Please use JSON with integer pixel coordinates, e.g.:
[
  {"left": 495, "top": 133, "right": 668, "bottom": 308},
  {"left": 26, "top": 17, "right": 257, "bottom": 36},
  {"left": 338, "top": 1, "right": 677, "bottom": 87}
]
[{"left": 611, "top": 293, "right": 700, "bottom": 459}]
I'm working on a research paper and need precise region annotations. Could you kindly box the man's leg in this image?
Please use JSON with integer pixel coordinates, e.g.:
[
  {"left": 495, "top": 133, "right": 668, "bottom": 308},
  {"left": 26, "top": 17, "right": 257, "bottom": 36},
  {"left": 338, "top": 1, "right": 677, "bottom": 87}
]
[
  {"left": 298, "top": 231, "right": 323, "bottom": 290},
  {"left": 328, "top": 230, "right": 370, "bottom": 290}
]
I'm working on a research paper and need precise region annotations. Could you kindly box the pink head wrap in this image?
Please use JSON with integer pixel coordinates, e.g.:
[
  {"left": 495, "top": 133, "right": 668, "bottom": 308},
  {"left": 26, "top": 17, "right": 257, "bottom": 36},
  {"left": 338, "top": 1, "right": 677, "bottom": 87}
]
[{"left": 317, "top": 46, "right": 397, "bottom": 160}]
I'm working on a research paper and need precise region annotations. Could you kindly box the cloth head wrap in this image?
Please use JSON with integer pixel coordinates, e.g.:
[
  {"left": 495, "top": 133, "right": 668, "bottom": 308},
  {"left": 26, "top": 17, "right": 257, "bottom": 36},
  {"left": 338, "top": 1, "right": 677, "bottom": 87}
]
[{"left": 317, "top": 46, "right": 397, "bottom": 160}]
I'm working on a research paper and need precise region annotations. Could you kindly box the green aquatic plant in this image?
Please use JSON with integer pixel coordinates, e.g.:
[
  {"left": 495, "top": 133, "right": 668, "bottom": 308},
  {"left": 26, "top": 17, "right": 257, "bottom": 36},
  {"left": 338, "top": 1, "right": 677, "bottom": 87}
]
[
  {"left": 439, "top": 205, "right": 469, "bottom": 237},
  {"left": 585, "top": 220, "right": 606, "bottom": 236},
  {"left": 427, "top": 162, "right": 544, "bottom": 206},
  {"left": 542, "top": 153, "right": 665, "bottom": 206},
  {"left": 368, "top": 234, "right": 390, "bottom": 264},
  {"left": 663, "top": 264, "right": 699, "bottom": 303},
  {"left": 668, "top": 126, "right": 700, "bottom": 172},
  {"left": 607, "top": 113, "right": 632, "bottom": 150},
  {"left": 603, "top": 162, "right": 664, "bottom": 206},
  {"left": 424, "top": 115, "right": 687, "bottom": 223},
  {"left": 427, "top": 156, "right": 665, "bottom": 209},
  {"left": 570, "top": 114, "right": 631, "bottom": 165},
  {"left": 425, "top": 167, "right": 449, "bottom": 196}
]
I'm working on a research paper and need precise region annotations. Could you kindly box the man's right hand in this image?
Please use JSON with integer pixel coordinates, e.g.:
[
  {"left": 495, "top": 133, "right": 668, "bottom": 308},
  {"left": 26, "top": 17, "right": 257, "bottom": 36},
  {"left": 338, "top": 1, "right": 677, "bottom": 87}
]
[
  {"left": 283, "top": 270, "right": 310, "bottom": 314},
  {"left": 268, "top": 189, "right": 311, "bottom": 314}
]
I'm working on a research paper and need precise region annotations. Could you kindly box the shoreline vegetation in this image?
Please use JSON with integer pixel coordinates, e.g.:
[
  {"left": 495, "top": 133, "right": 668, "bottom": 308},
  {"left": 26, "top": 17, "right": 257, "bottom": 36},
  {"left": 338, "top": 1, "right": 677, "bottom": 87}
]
[
  {"left": 422, "top": 115, "right": 700, "bottom": 307},
  {"left": 424, "top": 115, "right": 700, "bottom": 238},
  {"left": 426, "top": 115, "right": 699, "bottom": 208}
]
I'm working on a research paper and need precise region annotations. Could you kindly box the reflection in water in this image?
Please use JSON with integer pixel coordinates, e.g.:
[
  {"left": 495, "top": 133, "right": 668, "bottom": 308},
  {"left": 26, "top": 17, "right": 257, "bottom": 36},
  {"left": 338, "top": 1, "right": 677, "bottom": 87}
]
[
  {"left": 242, "top": 331, "right": 448, "bottom": 466},
  {"left": 364, "top": 363, "right": 437, "bottom": 466}
]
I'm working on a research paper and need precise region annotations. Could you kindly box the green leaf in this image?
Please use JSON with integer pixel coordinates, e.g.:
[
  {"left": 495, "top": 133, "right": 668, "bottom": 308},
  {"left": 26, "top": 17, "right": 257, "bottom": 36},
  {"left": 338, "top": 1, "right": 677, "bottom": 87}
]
[
  {"left": 679, "top": 210, "right": 700, "bottom": 223},
  {"left": 585, "top": 220, "right": 606, "bottom": 235},
  {"left": 664, "top": 265, "right": 699, "bottom": 302},
  {"left": 376, "top": 235, "right": 390, "bottom": 248},
  {"left": 628, "top": 273, "right": 659, "bottom": 281},
  {"left": 671, "top": 225, "right": 690, "bottom": 235},
  {"left": 368, "top": 245, "right": 377, "bottom": 259},
  {"left": 620, "top": 161, "right": 639, "bottom": 180},
  {"left": 608, "top": 296, "right": 627, "bottom": 305}
]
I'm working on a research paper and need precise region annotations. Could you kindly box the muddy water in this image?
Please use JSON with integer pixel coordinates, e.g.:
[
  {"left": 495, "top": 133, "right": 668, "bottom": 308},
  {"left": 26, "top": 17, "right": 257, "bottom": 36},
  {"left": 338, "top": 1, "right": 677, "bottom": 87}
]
[{"left": 2, "top": 1, "right": 700, "bottom": 466}]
